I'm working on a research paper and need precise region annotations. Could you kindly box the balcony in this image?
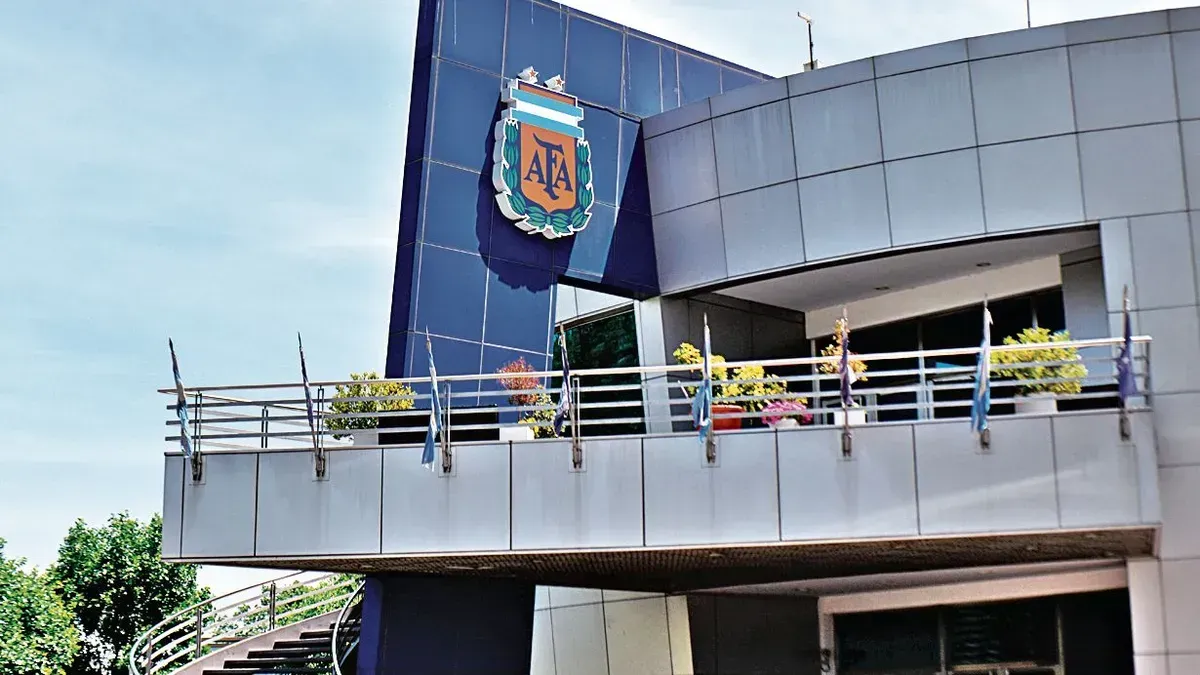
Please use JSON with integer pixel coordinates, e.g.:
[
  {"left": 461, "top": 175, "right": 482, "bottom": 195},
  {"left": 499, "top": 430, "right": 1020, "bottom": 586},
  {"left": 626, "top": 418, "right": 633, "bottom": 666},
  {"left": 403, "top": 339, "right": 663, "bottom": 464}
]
[{"left": 160, "top": 336, "right": 1159, "bottom": 592}]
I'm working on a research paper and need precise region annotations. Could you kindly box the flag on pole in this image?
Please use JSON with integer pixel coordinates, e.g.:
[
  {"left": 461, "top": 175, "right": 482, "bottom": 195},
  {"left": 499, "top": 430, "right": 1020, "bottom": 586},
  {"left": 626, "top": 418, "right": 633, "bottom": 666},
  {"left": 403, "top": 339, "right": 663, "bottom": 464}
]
[
  {"left": 970, "top": 302, "right": 993, "bottom": 434},
  {"left": 691, "top": 315, "right": 714, "bottom": 442},
  {"left": 1117, "top": 286, "right": 1137, "bottom": 407},
  {"left": 298, "top": 333, "right": 320, "bottom": 451},
  {"left": 838, "top": 308, "right": 854, "bottom": 409},
  {"left": 168, "top": 339, "right": 193, "bottom": 459},
  {"left": 422, "top": 331, "right": 443, "bottom": 470},
  {"left": 553, "top": 329, "right": 572, "bottom": 437}
]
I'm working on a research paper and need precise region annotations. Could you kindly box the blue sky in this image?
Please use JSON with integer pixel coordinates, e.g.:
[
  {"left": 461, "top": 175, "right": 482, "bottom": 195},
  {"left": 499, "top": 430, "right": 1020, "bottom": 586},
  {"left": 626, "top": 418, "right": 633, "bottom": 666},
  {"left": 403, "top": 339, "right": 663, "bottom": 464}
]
[{"left": 0, "top": 0, "right": 1192, "bottom": 593}]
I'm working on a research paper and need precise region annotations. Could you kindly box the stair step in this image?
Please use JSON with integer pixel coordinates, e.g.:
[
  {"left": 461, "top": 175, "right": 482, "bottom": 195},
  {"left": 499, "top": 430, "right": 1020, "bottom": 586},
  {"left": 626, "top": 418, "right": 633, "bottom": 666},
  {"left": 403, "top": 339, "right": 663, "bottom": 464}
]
[
  {"left": 247, "top": 648, "right": 329, "bottom": 659},
  {"left": 271, "top": 639, "right": 331, "bottom": 649},
  {"left": 203, "top": 669, "right": 330, "bottom": 675},
  {"left": 222, "top": 657, "right": 329, "bottom": 668},
  {"left": 298, "top": 630, "right": 334, "bottom": 640}
]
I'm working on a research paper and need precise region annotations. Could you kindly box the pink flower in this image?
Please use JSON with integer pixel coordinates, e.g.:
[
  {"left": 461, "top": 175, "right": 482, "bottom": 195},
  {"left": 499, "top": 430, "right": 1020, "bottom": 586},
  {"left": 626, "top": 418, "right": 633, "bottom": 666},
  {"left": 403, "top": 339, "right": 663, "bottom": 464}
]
[{"left": 763, "top": 399, "right": 812, "bottom": 426}]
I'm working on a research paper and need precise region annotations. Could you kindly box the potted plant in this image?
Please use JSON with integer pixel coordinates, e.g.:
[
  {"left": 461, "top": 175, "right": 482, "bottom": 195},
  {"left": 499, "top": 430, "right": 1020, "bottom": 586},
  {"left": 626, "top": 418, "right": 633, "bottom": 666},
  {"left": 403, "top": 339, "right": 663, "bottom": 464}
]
[
  {"left": 673, "top": 342, "right": 789, "bottom": 430},
  {"left": 817, "top": 317, "right": 869, "bottom": 426},
  {"left": 762, "top": 398, "right": 813, "bottom": 429},
  {"left": 327, "top": 372, "right": 416, "bottom": 445},
  {"left": 497, "top": 358, "right": 554, "bottom": 440},
  {"left": 991, "top": 327, "right": 1087, "bottom": 415}
]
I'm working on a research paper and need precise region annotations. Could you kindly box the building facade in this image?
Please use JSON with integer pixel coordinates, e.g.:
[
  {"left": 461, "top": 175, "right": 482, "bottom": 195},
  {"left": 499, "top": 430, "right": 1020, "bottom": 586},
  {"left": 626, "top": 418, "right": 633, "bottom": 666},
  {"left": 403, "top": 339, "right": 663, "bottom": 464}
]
[{"left": 156, "top": 3, "right": 1200, "bottom": 674}]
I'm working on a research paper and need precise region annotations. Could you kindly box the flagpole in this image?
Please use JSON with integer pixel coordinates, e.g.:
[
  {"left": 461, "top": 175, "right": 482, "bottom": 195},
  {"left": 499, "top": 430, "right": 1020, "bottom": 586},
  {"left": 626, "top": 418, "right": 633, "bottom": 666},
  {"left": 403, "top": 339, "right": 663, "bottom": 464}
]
[
  {"left": 839, "top": 307, "right": 853, "bottom": 458},
  {"left": 1119, "top": 286, "right": 1133, "bottom": 440}
]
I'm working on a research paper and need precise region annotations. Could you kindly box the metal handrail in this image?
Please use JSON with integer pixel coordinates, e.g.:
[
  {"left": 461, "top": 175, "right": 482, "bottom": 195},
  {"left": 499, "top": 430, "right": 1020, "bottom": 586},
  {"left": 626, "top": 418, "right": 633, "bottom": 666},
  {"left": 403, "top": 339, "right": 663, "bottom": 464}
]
[
  {"left": 129, "top": 571, "right": 359, "bottom": 675},
  {"left": 158, "top": 336, "right": 1152, "bottom": 455},
  {"left": 332, "top": 581, "right": 367, "bottom": 675}
]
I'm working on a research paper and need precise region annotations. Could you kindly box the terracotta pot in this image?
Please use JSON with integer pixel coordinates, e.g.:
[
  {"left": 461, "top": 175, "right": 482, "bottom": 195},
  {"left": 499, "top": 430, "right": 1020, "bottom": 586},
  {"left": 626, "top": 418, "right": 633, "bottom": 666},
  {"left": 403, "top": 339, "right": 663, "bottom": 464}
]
[{"left": 711, "top": 405, "right": 744, "bottom": 431}]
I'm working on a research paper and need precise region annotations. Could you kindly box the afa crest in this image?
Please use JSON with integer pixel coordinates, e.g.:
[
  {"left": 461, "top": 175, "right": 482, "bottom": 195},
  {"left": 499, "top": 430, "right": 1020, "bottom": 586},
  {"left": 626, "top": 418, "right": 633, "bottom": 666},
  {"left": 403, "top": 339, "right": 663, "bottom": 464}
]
[{"left": 492, "top": 69, "right": 594, "bottom": 239}]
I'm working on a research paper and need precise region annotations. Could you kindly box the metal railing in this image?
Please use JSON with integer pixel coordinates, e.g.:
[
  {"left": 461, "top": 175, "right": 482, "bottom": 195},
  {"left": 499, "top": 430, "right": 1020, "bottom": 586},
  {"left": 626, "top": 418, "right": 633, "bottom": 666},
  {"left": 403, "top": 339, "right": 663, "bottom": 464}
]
[
  {"left": 129, "top": 571, "right": 360, "bottom": 675},
  {"left": 159, "top": 336, "right": 1151, "bottom": 462},
  {"left": 332, "top": 581, "right": 366, "bottom": 675}
]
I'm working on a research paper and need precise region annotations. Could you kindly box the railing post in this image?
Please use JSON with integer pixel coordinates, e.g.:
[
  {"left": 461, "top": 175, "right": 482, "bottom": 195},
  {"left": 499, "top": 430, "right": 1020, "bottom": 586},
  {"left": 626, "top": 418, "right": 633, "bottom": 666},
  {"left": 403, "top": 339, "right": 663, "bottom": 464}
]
[
  {"left": 315, "top": 385, "right": 328, "bottom": 479},
  {"left": 194, "top": 606, "right": 203, "bottom": 659},
  {"left": 268, "top": 582, "right": 278, "bottom": 631},
  {"left": 260, "top": 406, "right": 269, "bottom": 450},
  {"left": 190, "top": 392, "right": 204, "bottom": 483},
  {"left": 441, "top": 382, "right": 453, "bottom": 474}
]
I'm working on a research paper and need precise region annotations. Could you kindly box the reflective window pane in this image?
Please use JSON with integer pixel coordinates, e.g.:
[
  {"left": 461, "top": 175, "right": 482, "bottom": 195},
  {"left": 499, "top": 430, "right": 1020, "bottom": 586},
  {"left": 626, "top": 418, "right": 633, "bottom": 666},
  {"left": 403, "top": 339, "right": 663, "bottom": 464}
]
[
  {"left": 484, "top": 259, "right": 555, "bottom": 354},
  {"left": 662, "top": 48, "right": 679, "bottom": 111},
  {"left": 430, "top": 62, "right": 501, "bottom": 172},
  {"left": 423, "top": 162, "right": 491, "bottom": 254},
  {"left": 583, "top": 106, "right": 620, "bottom": 206},
  {"left": 566, "top": 16, "right": 623, "bottom": 109},
  {"left": 439, "top": 0, "right": 505, "bottom": 74},
  {"left": 414, "top": 244, "right": 488, "bottom": 343},
  {"left": 504, "top": 0, "right": 566, "bottom": 81},
  {"left": 679, "top": 53, "right": 720, "bottom": 105},
  {"left": 721, "top": 67, "right": 759, "bottom": 93},
  {"left": 624, "top": 36, "right": 662, "bottom": 117}
]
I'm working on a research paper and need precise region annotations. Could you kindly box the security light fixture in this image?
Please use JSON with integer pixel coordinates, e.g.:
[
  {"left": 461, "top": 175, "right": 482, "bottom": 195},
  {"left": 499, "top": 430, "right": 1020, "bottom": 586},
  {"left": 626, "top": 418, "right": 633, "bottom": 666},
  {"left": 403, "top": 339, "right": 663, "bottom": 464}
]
[{"left": 797, "top": 12, "right": 817, "bottom": 71}]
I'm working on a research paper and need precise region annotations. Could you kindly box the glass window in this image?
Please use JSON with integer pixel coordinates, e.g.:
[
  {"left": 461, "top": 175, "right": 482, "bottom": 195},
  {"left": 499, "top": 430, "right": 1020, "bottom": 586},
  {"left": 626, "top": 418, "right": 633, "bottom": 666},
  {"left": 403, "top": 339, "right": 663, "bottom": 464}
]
[
  {"left": 504, "top": 0, "right": 566, "bottom": 82},
  {"left": 565, "top": 16, "right": 623, "bottom": 109},
  {"left": 617, "top": 118, "right": 652, "bottom": 214},
  {"left": 661, "top": 48, "right": 679, "bottom": 111},
  {"left": 422, "top": 162, "right": 492, "bottom": 254},
  {"left": 483, "top": 259, "right": 556, "bottom": 354},
  {"left": 611, "top": 209, "right": 658, "bottom": 291},
  {"left": 582, "top": 106, "right": 620, "bottom": 206},
  {"left": 721, "top": 67, "right": 759, "bottom": 93},
  {"left": 836, "top": 607, "right": 941, "bottom": 673},
  {"left": 946, "top": 598, "right": 1059, "bottom": 668},
  {"left": 554, "top": 310, "right": 644, "bottom": 436},
  {"left": 624, "top": 36, "right": 662, "bottom": 117},
  {"left": 414, "top": 244, "right": 488, "bottom": 343},
  {"left": 564, "top": 202, "right": 616, "bottom": 277},
  {"left": 430, "top": 61, "right": 502, "bottom": 172},
  {"left": 438, "top": 0, "right": 506, "bottom": 74},
  {"left": 679, "top": 53, "right": 721, "bottom": 105}
]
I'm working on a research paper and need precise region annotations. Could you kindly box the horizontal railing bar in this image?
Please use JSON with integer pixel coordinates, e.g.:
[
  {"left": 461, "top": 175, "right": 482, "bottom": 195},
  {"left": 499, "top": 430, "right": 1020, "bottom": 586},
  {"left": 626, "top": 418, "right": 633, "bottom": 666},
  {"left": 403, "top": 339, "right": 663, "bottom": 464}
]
[{"left": 158, "top": 336, "right": 1152, "bottom": 394}]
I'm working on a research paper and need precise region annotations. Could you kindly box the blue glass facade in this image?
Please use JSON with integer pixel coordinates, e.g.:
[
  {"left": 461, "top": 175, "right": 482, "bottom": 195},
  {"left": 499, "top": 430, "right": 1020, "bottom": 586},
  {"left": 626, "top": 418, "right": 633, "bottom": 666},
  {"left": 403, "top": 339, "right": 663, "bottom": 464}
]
[{"left": 385, "top": 0, "right": 767, "bottom": 381}]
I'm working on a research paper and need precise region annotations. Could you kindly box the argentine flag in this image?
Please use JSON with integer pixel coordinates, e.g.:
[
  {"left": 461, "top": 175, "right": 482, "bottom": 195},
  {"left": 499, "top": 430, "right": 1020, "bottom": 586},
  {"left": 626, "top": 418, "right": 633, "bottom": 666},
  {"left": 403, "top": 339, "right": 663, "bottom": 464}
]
[
  {"left": 691, "top": 315, "right": 714, "bottom": 443},
  {"left": 970, "top": 303, "right": 993, "bottom": 434},
  {"left": 553, "top": 330, "right": 572, "bottom": 437},
  {"left": 838, "top": 310, "right": 854, "bottom": 409},
  {"left": 1117, "top": 287, "right": 1137, "bottom": 407},
  {"left": 168, "top": 339, "right": 193, "bottom": 459},
  {"left": 422, "top": 332, "right": 443, "bottom": 470}
]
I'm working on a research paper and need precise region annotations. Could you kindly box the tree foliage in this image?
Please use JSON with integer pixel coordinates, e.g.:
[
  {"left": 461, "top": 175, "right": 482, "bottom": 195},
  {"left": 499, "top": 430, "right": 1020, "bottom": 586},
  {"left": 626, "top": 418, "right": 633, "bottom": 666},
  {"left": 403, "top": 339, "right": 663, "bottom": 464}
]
[
  {"left": 0, "top": 539, "right": 79, "bottom": 675},
  {"left": 50, "top": 513, "right": 208, "bottom": 675},
  {"left": 327, "top": 371, "right": 416, "bottom": 438},
  {"left": 991, "top": 327, "right": 1088, "bottom": 396},
  {"left": 673, "top": 343, "right": 789, "bottom": 412}
]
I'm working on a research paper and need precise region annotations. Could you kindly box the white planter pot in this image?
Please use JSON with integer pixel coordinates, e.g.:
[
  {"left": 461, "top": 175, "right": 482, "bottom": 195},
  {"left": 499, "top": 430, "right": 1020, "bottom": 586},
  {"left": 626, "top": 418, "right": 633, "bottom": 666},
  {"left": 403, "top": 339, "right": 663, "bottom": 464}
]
[
  {"left": 832, "top": 409, "right": 867, "bottom": 427},
  {"left": 1015, "top": 394, "right": 1058, "bottom": 415},
  {"left": 770, "top": 418, "right": 800, "bottom": 430},
  {"left": 352, "top": 430, "right": 380, "bottom": 447},
  {"left": 499, "top": 426, "right": 536, "bottom": 441}
]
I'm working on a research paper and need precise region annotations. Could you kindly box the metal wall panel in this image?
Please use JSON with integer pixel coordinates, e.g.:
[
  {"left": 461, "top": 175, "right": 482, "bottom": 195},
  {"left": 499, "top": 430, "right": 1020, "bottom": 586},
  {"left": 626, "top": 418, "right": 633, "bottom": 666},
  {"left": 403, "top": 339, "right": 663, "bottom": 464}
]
[
  {"left": 381, "top": 444, "right": 511, "bottom": 553},
  {"left": 798, "top": 165, "right": 891, "bottom": 261},
  {"left": 255, "top": 450, "right": 383, "bottom": 556},
  {"left": 719, "top": 182, "right": 805, "bottom": 276},
  {"left": 979, "top": 135, "right": 1084, "bottom": 232},
  {"left": 712, "top": 100, "right": 797, "bottom": 195},
  {"left": 1070, "top": 35, "right": 1177, "bottom": 132},
  {"left": 181, "top": 453, "right": 258, "bottom": 558},
  {"left": 511, "top": 439, "right": 644, "bottom": 550},
  {"left": 643, "top": 433, "right": 780, "bottom": 546},
  {"left": 1175, "top": 31, "right": 1200, "bottom": 119},
  {"left": 1130, "top": 213, "right": 1197, "bottom": 310},
  {"left": 777, "top": 425, "right": 919, "bottom": 541},
  {"left": 645, "top": 122, "right": 719, "bottom": 214},
  {"left": 874, "top": 39, "right": 967, "bottom": 78},
  {"left": 1052, "top": 414, "right": 1143, "bottom": 528},
  {"left": 885, "top": 148, "right": 985, "bottom": 246},
  {"left": 1079, "top": 123, "right": 1187, "bottom": 220},
  {"left": 652, "top": 199, "right": 727, "bottom": 291},
  {"left": 970, "top": 48, "right": 1075, "bottom": 145},
  {"left": 914, "top": 418, "right": 1060, "bottom": 535},
  {"left": 1137, "top": 306, "right": 1200, "bottom": 395},
  {"left": 161, "top": 456, "right": 185, "bottom": 559},
  {"left": 876, "top": 63, "right": 976, "bottom": 160},
  {"left": 791, "top": 81, "right": 883, "bottom": 178}
]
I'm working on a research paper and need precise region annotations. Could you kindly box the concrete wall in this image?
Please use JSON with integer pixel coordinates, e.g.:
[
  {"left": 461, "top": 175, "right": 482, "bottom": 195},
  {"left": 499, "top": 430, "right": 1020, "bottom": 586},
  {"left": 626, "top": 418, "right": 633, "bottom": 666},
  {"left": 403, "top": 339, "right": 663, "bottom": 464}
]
[{"left": 644, "top": 8, "right": 1200, "bottom": 299}]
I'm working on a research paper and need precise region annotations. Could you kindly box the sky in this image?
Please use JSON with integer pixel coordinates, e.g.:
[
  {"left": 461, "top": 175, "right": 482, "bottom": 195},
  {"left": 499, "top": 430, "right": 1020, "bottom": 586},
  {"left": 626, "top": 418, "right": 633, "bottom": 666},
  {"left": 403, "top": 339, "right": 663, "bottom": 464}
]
[{"left": 0, "top": 0, "right": 1194, "bottom": 594}]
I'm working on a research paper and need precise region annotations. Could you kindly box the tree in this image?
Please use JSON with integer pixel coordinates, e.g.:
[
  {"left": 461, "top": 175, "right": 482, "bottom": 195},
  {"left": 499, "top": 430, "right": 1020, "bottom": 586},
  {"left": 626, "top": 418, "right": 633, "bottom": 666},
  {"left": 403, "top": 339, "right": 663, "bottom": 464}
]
[
  {"left": 326, "top": 371, "right": 416, "bottom": 438},
  {"left": 0, "top": 539, "right": 79, "bottom": 675},
  {"left": 51, "top": 513, "right": 209, "bottom": 675}
]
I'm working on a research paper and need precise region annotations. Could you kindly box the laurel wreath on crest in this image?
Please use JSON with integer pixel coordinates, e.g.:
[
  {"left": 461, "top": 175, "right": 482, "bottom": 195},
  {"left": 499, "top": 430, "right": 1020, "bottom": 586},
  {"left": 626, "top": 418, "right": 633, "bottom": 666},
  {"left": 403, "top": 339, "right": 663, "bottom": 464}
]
[{"left": 498, "top": 119, "right": 594, "bottom": 238}]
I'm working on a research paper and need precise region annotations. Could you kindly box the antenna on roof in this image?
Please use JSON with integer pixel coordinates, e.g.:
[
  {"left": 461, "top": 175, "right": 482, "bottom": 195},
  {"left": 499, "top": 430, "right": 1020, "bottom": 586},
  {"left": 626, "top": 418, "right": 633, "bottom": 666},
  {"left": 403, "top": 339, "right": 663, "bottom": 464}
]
[
  {"left": 1026, "top": 0, "right": 1032, "bottom": 28},
  {"left": 797, "top": 12, "right": 817, "bottom": 71}
]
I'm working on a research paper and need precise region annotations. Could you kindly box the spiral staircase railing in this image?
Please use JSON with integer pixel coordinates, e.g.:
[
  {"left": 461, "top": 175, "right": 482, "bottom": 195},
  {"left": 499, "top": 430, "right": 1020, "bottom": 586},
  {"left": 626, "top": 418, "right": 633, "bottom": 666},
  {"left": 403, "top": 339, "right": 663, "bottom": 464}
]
[
  {"left": 332, "top": 581, "right": 367, "bottom": 675},
  {"left": 129, "top": 571, "right": 360, "bottom": 675}
]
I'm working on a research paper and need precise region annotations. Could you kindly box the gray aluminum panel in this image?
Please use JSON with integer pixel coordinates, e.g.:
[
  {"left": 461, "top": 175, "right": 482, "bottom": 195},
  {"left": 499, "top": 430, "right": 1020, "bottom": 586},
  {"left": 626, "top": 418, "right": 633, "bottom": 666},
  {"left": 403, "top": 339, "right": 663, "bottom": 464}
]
[
  {"left": 970, "top": 48, "right": 1075, "bottom": 145},
  {"left": 1130, "top": 212, "right": 1197, "bottom": 310},
  {"left": 381, "top": 444, "right": 511, "bottom": 553},
  {"left": 914, "top": 418, "right": 1060, "bottom": 535},
  {"left": 162, "top": 456, "right": 184, "bottom": 559},
  {"left": 255, "top": 450, "right": 383, "bottom": 556},
  {"left": 652, "top": 200, "right": 727, "bottom": 291},
  {"left": 885, "top": 148, "right": 985, "bottom": 246},
  {"left": 874, "top": 39, "right": 967, "bottom": 78},
  {"left": 791, "top": 81, "right": 883, "bottom": 178},
  {"left": 645, "top": 121, "right": 719, "bottom": 214},
  {"left": 643, "top": 433, "right": 780, "bottom": 546},
  {"left": 798, "top": 165, "right": 891, "bottom": 261},
  {"left": 1176, "top": 31, "right": 1200, "bottom": 120},
  {"left": 1052, "top": 415, "right": 1143, "bottom": 527},
  {"left": 712, "top": 100, "right": 797, "bottom": 195},
  {"left": 777, "top": 425, "right": 919, "bottom": 540},
  {"left": 1136, "top": 306, "right": 1200, "bottom": 395},
  {"left": 876, "top": 63, "right": 976, "bottom": 160},
  {"left": 719, "top": 182, "right": 805, "bottom": 277},
  {"left": 1080, "top": 123, "right": 1187, "bottom": 220},
  {"left": 979, "top": 135, "right": 1084, "bottom": 233},
  {"left": 1070, "top": 35, "right": 1177, "bottom": 132},
  {"left": 511, "top": 439, "right": 644, "bottom": 550},
  {"left": 181, "top": 453, "right": 258, "bottom": 558}
]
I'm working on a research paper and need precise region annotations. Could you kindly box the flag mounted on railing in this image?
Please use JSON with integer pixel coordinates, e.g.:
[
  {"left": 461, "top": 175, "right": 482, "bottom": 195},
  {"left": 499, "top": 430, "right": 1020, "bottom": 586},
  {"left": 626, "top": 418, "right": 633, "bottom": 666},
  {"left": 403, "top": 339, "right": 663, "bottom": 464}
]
[
  {"left": 297, "top": 333, "right": 320, "bottom": 452},
  {"left": 1117, "top": 286, "right": 1137, "bottom": 407},
  {"left": 422, "top": 331, "right": 443, "bottom": 471},
  {"left": 168, "top": 339, "right": 193, "bottom": 459},
  {"left": 691, "top": 315, "right": 714, "bottom": 443},
  {"left": 970, "top": 301, "right": 993, "bottom": 436},
  {"left": 838, "top": 308, "right": 853, "bottom": 409},
  {"left": 553, "top": 328, "right": 572, "bottom": 437}
]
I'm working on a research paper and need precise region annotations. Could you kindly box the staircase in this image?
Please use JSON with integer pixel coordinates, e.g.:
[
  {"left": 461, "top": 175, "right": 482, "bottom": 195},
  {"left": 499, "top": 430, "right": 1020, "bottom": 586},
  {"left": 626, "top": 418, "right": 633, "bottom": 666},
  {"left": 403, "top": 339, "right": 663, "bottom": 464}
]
[{"left": 200, "top": 621, "right": 358, "bottom": 674}]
